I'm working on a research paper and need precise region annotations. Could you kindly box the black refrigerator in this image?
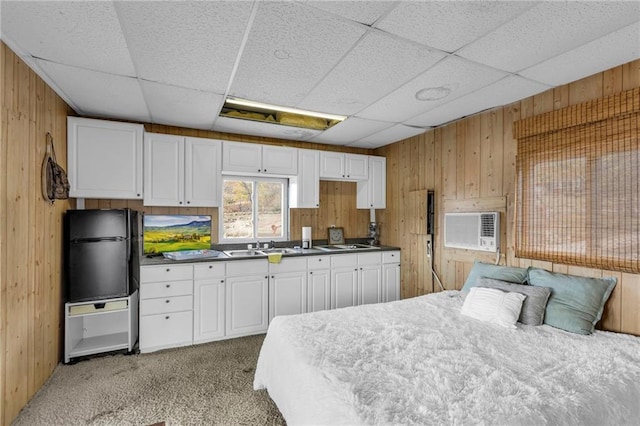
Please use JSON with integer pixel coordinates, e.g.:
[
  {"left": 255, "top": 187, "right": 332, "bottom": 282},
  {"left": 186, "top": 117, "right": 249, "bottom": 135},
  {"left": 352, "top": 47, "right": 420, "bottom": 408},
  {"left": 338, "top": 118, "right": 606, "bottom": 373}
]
[{"left": 65, "top": 209, "right": 141, "bottom": 303}]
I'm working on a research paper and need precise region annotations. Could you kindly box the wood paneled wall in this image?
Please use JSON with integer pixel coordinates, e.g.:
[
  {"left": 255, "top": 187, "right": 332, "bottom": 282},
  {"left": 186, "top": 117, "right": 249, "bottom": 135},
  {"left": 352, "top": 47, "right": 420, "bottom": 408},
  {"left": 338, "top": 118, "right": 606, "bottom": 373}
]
[
  {"left": 1, "top": 42, "right": 74, "bottom": 425},
  {"left": 376, "top": 59, "right": 640, "bottom": 336},
  {"left": 85, "top": 123, "right": 373, "bottom": 243}
]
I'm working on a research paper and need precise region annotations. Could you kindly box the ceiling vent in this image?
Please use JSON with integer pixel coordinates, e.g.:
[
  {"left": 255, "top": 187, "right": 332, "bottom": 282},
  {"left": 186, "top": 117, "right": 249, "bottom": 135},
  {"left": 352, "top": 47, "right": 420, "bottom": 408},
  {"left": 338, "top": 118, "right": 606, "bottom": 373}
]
[{"left": 220, "top": 97, "right": 346, "bottom": 131}]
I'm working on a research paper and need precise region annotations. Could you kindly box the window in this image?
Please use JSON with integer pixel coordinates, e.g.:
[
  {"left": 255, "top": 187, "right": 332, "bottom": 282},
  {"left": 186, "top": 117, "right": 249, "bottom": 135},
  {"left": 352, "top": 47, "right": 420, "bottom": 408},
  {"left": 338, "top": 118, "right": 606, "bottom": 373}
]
[
  {"left": 514, "top": 88, "right": 639, "bottom": 273},
  {"left": 220, "top": 176, "right": 288, "bottom": 243}
]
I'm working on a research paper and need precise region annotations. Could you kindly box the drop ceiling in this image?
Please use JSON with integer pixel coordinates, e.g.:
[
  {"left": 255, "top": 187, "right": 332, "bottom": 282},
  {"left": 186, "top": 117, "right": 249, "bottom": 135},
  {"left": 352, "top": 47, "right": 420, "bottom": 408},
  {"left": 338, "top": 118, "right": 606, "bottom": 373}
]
[{"left": 2, "top": 1, "right": 639, "bottom": 148}]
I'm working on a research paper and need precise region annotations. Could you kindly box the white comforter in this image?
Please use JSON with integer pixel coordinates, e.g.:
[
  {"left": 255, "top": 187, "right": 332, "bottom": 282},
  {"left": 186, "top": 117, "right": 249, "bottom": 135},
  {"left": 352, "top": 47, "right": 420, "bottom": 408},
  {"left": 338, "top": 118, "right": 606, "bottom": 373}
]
[{"left": 254, "top": 291, "right": 640, "bottom": 425}]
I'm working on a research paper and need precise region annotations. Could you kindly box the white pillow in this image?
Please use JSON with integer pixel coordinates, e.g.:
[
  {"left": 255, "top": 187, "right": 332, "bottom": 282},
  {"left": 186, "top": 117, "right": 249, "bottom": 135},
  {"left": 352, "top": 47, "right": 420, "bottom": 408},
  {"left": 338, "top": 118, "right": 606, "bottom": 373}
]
[{"left": 461, "top": 287, "right": 526, "bottom": 328}]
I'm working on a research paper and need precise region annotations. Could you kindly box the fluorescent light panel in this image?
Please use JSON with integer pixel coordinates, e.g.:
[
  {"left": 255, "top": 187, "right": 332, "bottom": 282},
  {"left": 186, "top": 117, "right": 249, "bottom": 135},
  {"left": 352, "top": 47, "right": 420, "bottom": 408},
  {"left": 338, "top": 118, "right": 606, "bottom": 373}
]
[{"left": 225, "top": 97, "right": 346, "bottom": 122}]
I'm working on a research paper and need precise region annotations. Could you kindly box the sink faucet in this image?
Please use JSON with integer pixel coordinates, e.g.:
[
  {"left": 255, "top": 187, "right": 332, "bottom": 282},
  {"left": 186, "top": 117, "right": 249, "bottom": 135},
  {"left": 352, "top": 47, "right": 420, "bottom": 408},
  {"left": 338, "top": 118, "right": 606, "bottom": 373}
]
[{"left": 269, "top": 240, "right": 276, "bottom": 249}]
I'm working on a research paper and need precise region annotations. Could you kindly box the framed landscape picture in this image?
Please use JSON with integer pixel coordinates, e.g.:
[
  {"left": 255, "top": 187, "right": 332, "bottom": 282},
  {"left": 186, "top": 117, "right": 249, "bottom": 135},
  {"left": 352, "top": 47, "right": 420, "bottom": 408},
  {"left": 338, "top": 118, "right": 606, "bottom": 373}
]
[{"left": 143, "top": 215, "right": 211, "bottom": 254}]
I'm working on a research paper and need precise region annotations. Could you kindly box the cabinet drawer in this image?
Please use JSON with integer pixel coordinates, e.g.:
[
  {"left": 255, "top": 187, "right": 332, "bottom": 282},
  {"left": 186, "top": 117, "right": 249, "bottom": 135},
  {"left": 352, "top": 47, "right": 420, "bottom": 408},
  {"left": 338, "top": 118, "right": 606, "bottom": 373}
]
[
  {"left": 331, "top": 254, "right": 358, "bottom": 268},
  {"left": 194, "top": 262, "right": 226, "bottom": 280},
  {"left": 140, "top": 310, "right": 192, "bottom": 350},
  {"left": 269, "top": 257, "right": 306, "bottom": 273},
  {"left": 307, "top": 255, "right": 330, "bottom": 270},
  {"left": 226, "top": 259, "right": 268, "bottom": 277},
  {"left": 140, "top": 295, "right": 193, "bottom": 316},
  {"left": 358, "top": 252, "right": 382, "bottom": 266},
  {"left": 140, "top": 280, "right": 192, "bottom": 299},
  {"left": 141, "top": 265, "right": 193, "bottom": 283},
  {"left": 382, "top": 251, "right": 401, "bottom": 264}
]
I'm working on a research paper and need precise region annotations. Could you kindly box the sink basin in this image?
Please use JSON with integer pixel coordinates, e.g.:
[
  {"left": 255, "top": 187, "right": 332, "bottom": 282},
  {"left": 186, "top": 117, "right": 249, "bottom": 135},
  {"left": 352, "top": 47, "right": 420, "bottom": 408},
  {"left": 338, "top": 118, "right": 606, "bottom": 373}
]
[
  {"left": 313, "top": 244, "right": 379, "bottom": 251},
  {"left": 259, "top": 248, "right": 299, "bottom": 255},
  {"left": 223, "top": 249, "right": 266, "bottom": 257}
]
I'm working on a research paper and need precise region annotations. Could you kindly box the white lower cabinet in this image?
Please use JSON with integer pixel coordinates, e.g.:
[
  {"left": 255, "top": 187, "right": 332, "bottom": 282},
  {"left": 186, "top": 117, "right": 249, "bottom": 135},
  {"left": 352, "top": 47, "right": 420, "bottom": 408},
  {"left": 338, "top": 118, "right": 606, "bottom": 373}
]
[
  {"left": 225, "top": 260, "right": 269, "bottom": 338},
  {"left": 382, "top": 251, "right": 401, "bottom": 302},
  {"left": 331, "top": 254, "right": 359, "bottom": 309},
  {"left": 139, "top": 264, "right": 194, "bottom": 353},
  {"left": 269, "top": 257, "right": 307, "bottom": 322},
  {"left": 139, "top": 250, "right": 399, "bottom": 353},
  {"left": 307, "top": 255, "right": 330, "bottom": 312},
  {"left": 358, "top": 253, "right": 383, "bottom": 305},
  {"left": 193, "top": 263, "right": 226, "bottom": 344}
]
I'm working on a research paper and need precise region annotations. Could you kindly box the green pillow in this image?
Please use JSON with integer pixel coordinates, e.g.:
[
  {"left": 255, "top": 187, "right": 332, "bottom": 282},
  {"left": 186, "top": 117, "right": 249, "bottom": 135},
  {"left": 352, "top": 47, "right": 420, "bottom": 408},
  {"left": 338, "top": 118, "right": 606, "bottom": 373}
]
[
  {"left": 461, "top": 261, "right": 528, "bottom": 292},
  {"left": 527, "top": 268, "right": 617, "bottom": 335}
]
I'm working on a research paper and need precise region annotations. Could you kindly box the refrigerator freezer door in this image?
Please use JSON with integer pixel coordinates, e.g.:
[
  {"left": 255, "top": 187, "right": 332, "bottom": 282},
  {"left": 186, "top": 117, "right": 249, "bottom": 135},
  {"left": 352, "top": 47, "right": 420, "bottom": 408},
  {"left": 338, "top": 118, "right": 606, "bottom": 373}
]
[
  {"left": 67, "top": 209, "right": 129, "bottom": 241},
  {"left": 68, "top": 239, "right": 129, "bottom": 302}
]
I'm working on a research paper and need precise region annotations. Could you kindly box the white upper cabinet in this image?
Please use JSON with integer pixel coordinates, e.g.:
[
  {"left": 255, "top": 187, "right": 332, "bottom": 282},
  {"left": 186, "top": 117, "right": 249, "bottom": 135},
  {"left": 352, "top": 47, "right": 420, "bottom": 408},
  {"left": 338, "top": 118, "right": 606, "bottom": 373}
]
[
  {"left": 289, "top": 149, "right": 320, "bottom": 208},
  {"left": 319, "top": 152, "right": 368, "bottom": 181},
  {"left": 144, "top": 133, "right": 221, "bottom": 207},
  {"left": 67, "top": 117, "right": 143, "bottom": 199},
  {"left": 222, "top": 141, "right": 297, "bottom": 176},
  {"left": 357, "top": 156, "right": 387, "bottom": 209}
]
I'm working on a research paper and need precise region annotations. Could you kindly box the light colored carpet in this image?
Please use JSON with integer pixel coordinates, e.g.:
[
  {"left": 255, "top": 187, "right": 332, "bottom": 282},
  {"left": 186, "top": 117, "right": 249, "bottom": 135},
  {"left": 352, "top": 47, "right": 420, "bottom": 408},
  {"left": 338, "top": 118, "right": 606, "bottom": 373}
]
[{"left": 13, "top": 334, "right": 285, "bottom": 425}]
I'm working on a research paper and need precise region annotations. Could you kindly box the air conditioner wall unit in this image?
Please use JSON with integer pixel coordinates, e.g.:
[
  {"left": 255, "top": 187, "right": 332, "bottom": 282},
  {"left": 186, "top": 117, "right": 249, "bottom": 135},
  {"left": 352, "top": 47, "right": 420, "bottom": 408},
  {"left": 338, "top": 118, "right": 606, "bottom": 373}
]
[{"left": 444, "top": 212, "right": 500, "bottom": 252}]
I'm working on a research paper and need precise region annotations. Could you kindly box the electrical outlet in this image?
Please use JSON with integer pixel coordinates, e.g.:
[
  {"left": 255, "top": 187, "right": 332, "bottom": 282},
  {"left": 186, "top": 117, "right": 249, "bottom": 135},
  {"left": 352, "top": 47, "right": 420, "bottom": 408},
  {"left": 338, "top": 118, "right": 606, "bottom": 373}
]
[{"left": 426, "top": 241, "right": 432, "bottom": 257}]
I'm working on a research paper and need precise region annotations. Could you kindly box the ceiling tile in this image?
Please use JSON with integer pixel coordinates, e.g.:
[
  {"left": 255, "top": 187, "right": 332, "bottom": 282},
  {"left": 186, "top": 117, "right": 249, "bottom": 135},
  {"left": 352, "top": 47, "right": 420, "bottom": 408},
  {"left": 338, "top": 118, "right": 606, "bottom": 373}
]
[
  {"left": 405, "top": 76, "right": 551, "bottom": 128},
  {"left": 116, "top": 1, "right": 254, "bottom": 92},
  {"left": 213, "top": 116, "right": 321, "bottom": 142},
  {"left": 36, "top": 60, "right": 150, "bottom": 123},
  {"left": 303, "top": 1, "right": 396, "bottom": 26},
  {"left": 354, "top": 124, "right": 426, "bottom": 148},
  {"left": 309, "top": 117, "right": 392, "bottom": 145},
  {"left": 298, "top": 30, "right": 445, "bottom": 115},
  {"left": 519, "top": 21, "right": 640, "bottom": 86},
  {"left": 229, "top": 1, "right": 367, "bottom": 106},
  {"left": 1, "top": 1, "right": 135, "bottom": 76},
  {"left": 357, "top": 56, "right": 507, "bottom": 122},
  {"left": 375, "top": 1, "right": 535, "bottom": 53},
  {"left": 458, "top": 2, "right": 640, "bottom": 73},
  {"left": 141, "top": 81, "right": 224, "bottom": 130}
]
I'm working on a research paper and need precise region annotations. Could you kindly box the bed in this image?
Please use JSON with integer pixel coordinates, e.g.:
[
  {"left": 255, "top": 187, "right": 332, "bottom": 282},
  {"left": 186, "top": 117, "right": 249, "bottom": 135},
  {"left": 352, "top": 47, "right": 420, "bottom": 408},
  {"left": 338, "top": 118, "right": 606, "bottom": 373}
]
[{"left": 254, "top": 290, "right": 640, "bottom": 425}]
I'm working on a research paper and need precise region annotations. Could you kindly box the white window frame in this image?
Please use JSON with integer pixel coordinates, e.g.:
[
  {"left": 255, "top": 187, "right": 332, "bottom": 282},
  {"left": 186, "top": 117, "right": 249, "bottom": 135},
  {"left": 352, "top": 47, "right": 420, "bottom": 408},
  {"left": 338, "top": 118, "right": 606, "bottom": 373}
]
[{"left": 219, "top": 175, "right": 289, "bottom": 244}]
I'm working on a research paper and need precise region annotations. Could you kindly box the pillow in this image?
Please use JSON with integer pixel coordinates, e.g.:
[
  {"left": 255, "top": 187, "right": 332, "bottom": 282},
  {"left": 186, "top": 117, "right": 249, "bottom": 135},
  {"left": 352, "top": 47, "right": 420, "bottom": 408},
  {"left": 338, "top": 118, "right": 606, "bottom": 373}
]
[
  {"left": 527, "top": 268, "right": 617, "bottom": 335},
  {"left": 461, "top": 261, "right": 528, "bottom": 292},
  {"left": 460, "top": 287, "right": 526, "bottom": 329},
  {"left": 473, "top": 278, "right": 551, "bottom": 326}
]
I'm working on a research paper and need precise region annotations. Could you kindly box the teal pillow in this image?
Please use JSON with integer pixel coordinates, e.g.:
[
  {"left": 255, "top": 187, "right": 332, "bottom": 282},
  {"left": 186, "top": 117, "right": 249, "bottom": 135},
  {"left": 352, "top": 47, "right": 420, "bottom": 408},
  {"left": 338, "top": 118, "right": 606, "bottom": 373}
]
[
  {"left": 528, "top": 268, "right": 617, "bottom": 335},
  {"left": 461, "top": 261, "right": 528, "bottom": 292}
]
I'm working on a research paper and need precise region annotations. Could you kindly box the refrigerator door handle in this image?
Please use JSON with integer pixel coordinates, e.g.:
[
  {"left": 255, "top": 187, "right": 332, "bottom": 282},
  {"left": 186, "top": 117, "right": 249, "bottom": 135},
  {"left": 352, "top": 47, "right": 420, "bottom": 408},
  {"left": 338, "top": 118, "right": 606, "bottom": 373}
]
[{"left": 71, "top": 237, "right": 125, "bottom": 243}]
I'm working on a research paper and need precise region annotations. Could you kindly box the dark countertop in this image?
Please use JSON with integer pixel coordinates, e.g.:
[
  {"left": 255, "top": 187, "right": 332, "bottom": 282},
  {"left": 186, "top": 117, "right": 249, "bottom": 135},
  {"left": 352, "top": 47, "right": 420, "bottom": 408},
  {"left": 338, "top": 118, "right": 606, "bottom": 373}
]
[{"left": 140, "top": 243, "right": 400, "bottom": 266}]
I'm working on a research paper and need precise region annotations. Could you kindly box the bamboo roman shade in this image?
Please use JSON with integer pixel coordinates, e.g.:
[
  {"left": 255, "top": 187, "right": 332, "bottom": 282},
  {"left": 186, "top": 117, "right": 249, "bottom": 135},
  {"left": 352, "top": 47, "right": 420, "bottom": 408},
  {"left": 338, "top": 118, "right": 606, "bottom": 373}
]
[{"left": 514, "top": 88, "right": 639, "bottom": 273}]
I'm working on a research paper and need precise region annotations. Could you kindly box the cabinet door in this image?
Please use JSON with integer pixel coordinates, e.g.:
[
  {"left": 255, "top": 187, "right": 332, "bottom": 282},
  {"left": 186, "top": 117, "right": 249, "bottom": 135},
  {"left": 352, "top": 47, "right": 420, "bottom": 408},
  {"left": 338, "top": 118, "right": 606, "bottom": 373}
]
[
  {"left": 319, "top": 151, "right": 345, "bottom": 179},
  {"left": 194, "top": 279, "right": 225, "bottom": 343},
  {"left": 331, "top": 267, "right": 358, "bottom": 309},
  {"left": 269, "top": 271, "right": 307, "bottom": 322},
  {"left": 382, "top": 263, "right": 401, "bottom": 302},
  {"left": 345, "top": 154, "right": 369, "bottom": 180},
  {"left": 139, "top": 310, "right": 193, "bottom": 353},
  {"left": 67, "top": 117, "right": 143, "bottom": 199},
  {"left": 185, "top": 137, "right": 222, "bottom": 207},
  {"left": 225, "top": 275, "right": 268, "bottom": 337},
  {"left": 307, "top": 269, "right": 330, "bottom": 312},
  {"left": 262, "top": 145, "right": 298, "bottom": 175},
  {"left": 222, "top": 141, "right": 262, "bottom": 174},
  {"left": 144, "top": 133, "right": 184, "bottom": 206},
  {"left": 357, "top": 156, "right": 387, "bottom": 209},
  {"left": 359, "top": 264, "right": 382, "bottom": 305},
  {"left": 289, "top": 149, "right": 320, "bottom": 208}
]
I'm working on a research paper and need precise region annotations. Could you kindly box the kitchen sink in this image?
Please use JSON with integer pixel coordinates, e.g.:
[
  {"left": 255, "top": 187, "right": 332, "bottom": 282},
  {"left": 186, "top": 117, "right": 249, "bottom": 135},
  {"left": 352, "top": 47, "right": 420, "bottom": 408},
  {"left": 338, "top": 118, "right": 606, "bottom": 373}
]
[
  {"left": 260, "top": 248, "right": 299, "bottom": 255},
  {"left": 223, "top": 249, "right": 266, "bottom": 257},
  {"left": 313, "top": 244, "right": 379, "bottom": 252}
]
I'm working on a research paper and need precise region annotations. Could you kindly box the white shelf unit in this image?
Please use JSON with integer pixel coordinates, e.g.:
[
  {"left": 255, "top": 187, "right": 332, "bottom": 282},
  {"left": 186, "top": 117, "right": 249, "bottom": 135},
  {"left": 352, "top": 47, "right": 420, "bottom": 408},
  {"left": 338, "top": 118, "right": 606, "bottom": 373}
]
[{"left": 65, "top": 290, "right": 138, "bottom": 363}]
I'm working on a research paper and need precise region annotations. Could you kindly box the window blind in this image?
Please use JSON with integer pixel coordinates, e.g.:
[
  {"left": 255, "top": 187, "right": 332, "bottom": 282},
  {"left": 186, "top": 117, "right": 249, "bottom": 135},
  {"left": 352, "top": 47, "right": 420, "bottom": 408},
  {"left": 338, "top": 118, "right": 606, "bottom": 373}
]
[{"left": 514, "top": 88, "right": 639, "bottom": 273}]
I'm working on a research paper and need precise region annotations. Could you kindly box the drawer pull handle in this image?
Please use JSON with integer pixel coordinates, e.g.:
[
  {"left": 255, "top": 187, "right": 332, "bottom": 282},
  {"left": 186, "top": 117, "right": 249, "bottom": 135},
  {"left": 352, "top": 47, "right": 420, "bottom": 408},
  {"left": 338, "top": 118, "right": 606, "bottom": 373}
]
[
  {"left": 165, "top": 300, "right": 170, "bottom": 303},
  {"left": 220, "top": 280, "right": 224, "bottom": 283},
  {"left": 209, "top": 265, "right": 213, "bottom": 269},
  {"left": 318, "top": 259, "right": 322, "bottom": 262},
  {"left": 166, "top": 284, "right": 171, "bottom": 288},
  {"left": 165, "top": 316, "right": 170, "bottom": 319},
  {"left": 166, "top": 268, "right": 170, "bottom": 272}
]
